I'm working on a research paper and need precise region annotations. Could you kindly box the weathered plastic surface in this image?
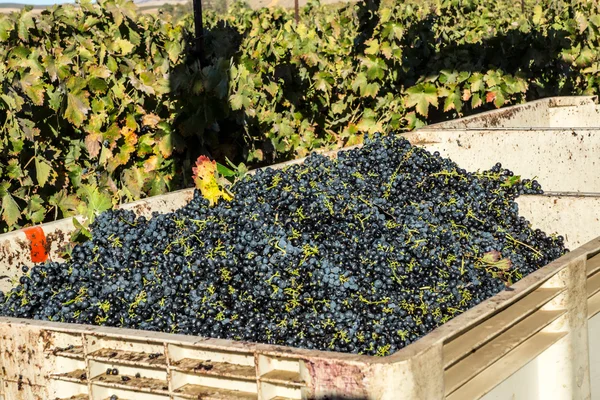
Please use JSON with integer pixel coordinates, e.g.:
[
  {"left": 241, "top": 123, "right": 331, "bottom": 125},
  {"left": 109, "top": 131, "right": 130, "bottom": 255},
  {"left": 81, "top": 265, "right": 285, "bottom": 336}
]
[
  {"left": 517, "top": 193, "right": 600, "bottom": 251},
  {"left": 429, "top": 96, "right": 600, "bottom": 129},
  {"left": 403, "top": 127, "right": 600, "bottom": 193},
  {"left": 1, "top": 96, "right": 600, "bottom": 400}
]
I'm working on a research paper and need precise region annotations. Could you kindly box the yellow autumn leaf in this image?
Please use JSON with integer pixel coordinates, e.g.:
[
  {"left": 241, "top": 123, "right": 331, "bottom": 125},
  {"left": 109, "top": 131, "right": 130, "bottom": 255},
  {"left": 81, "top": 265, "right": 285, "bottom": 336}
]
[
  {"left": 144, "top": 155, "right": 159, "bottom": 172},
  {"left": 107, "top": 126, "right": 138, "bottom": 172},
  {"left": 142, "top": 113, "right": 160, "bottom": 127},
  {"left": 192, "top": 156, "right": 232, "bottom": 206}
]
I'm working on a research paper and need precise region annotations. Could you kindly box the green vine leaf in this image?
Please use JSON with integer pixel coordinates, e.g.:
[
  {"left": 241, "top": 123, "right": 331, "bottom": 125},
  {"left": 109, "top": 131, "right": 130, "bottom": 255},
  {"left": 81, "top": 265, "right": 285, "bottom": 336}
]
[
  {"left": 49, "top": 190, "right": 80, "bottom": 217},
  {"left": 77, "top": 184, "right": 113, "bottom": 222},
  {"left": 19, "top": 73, "right": 45, "bottom": 106},
  {"left": 17, "top": 11, "right": 35, "bottom": 42},
  {"left": 114, "top": 38, "right": 135, "bottom": 55},
  {"left": 1, "top": 191, "right": 20, "bottom": 227},
  {"left": 25, "top": 194, "right": 46, "bottom": 223},
  {"left": 486, "top": 89, "right": 505, "bottom": 108},
  {"left": 65, "top": 91, "right": 91, "bottom": 127},
  {"left": 17, "top": 118, "right": 40, "bottom": 140},
  {"left": 6, "top": 159, "right": 23, "bottom": 179},
  {"left": 122, "top": 167, "right": 149, "bottom": 199},
  {"left": 0, "top": 17, "right": 13, "bottom": 41},
  {"left": 230, "top": 92, "right": 248, "bottom": 110},
  {"left": 502, "top": 175, "right": 522, "bottom": 188},
  {"left": 35, "top": 156, "right": 53, "bottom": 187},
  {"left": 404, "top": 83, "right": 438, "bottom": 117}
]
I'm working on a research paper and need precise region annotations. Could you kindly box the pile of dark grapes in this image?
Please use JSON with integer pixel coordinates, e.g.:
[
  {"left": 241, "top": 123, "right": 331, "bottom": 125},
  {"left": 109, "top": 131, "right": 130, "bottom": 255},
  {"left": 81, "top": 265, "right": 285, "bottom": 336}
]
[{"left": 0, "top": 134, "right": 567, "bottom": 356}]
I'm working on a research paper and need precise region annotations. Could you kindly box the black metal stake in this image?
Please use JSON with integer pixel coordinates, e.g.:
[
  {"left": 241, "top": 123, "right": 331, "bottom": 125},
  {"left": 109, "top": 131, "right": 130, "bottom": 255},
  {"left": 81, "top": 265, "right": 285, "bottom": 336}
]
[{"left": 193, "top": 0, "right": 205, "bottom": 63}]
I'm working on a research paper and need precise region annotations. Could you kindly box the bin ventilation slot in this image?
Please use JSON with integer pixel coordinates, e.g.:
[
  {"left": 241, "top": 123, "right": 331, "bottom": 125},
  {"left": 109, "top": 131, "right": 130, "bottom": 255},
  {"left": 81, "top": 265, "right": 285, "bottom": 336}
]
[
  {"left": 50, "top": 380, "right": 88, "bottom": 399},
  {"left": 171, "top": 358, "right": 256, "bottom": 381},
  {"left": 585, "top": 254, "right": 600, "bottom": 319},
  {"left": 588, "top": 291, "right": 600, "bottom": 318},
  {"left": 587, "top": 271, "right": 600, "bottom": 298},
  {"left": 259, "top": 381, "right": 302, "bottom": 400},
  {"left": 444, "top": 308, "right": 565, "bottom": 396},
  {"left": 586, "top": 252, "right": 600, "bottom": 276},
  {"left": 52, "top": 346, "right": 85, "bottom": 360},
  {"left": 260, "top": 370, "right": 304, "bottom": 387},
  {"left": 446, "top": 330, "right": 567, "bottom": 400},
  {"left": 88, "top": 348, "right": 167, "bottom": 367},
  {"left": 50, "top": 369, "right": 87, "bottom": 383},
  {"left": 92, "top": 373, "right": 169, "bottom": 393},
  {"left": 443, "top": 287, "right": 562, "bottom": 368},
  {"left": 173, "top": 384, "right": 257, "bottom": 399},
  {"left": 91, "top": 385, "right": 169, "bottom": 400}
]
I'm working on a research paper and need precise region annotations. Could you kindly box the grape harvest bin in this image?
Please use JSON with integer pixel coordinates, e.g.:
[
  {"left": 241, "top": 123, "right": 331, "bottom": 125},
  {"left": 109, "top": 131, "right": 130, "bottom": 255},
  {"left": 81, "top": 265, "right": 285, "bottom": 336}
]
[{"left": 1, "top": 96, "right": 600, "bottom": 400}]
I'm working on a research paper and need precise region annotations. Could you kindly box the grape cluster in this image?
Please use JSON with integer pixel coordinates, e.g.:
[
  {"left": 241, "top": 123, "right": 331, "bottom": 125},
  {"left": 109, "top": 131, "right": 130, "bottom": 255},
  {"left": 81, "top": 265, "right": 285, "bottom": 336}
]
[{"left": 0, "top": 134, "right": 566, "bottom": 356}]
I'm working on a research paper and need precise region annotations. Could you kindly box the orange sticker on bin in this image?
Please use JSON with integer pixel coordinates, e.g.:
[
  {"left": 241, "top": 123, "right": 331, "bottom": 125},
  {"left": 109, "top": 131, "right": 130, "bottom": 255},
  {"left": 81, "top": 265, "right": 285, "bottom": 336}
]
[{"left": 24, "top": 226, "right": 48, "bottom": 263}]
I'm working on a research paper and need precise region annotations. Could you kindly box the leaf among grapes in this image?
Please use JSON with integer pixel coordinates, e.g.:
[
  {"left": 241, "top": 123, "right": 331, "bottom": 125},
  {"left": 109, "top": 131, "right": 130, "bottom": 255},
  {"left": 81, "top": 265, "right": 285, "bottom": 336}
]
[
  {"left": 43, "top": 53, "right": 72, "bottom": 82},
  {"left": 441, "top": 88, "right": 462, "bottom": 114},
  {"left": 482, "top": 250, "right": 502, "bottom": 264},
  {"left": 404, "top": 111, "right": 426, "bottom": 130},
  {"left": 157, "top": 130, "right": 184, "bottom": 158},
  {"left": 165, "top": 40, "right": 181, "bottom": 63},
  {"left": 84, "top": 132, "right": 102, "bottom": 158},
  {"left": 502, "top": 175, "right": 522, "bottom": 188},
  {"left": 47, "top": 87, "right": 63, "bottom": 111},
  {"left": 471, "top": 93, "right": 483, "bottom": 109},
  {"left": 229, "top": 93, "right": 247, "bottom": 110},
  {"left": 192, "top": 156, "right": 232, "bottom": 206},
  {"left": 462, "top": 89, "right": 471, "bottom": 101},
  {"left": 482, "top": 251, "right": 512, "bottom": 270},
  {"left": 356, "top": 117, "right": 381, "bottom": 133},
  {"left": 84, "top": 114, "right": 105, "bottom": 157},
  {"left": 88, "top": 77, "right": 108, "bottom": 93}
]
